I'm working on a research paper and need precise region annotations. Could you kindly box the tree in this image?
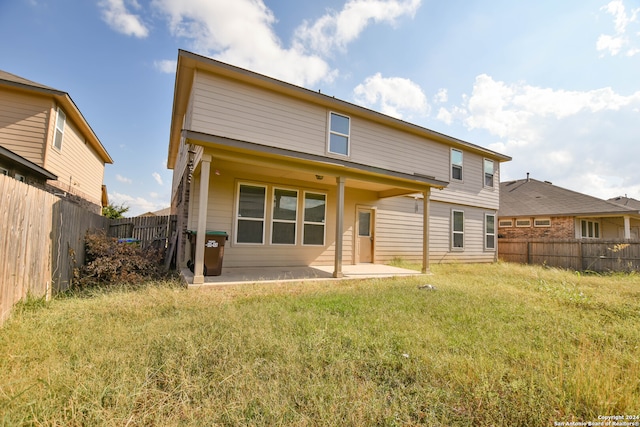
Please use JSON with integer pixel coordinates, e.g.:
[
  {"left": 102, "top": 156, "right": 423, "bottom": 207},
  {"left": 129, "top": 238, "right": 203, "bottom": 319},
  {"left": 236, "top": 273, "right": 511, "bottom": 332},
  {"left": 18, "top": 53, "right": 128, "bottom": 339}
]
[{"left": 102, "top": 203, "right": 129, "bottom": 219}]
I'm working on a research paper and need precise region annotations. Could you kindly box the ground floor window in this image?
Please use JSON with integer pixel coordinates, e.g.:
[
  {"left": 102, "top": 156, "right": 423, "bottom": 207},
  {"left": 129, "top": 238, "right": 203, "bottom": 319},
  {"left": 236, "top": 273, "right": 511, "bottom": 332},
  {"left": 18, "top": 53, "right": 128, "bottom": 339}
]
[
  {"left": 236, "top": 182, "right": 326, "bottom": 246},
  {"left": 452, "top": 210, "right": 464, "bottom": 250},
  {"left": 236, "top": 184, "right": 266, "bottom": 244},
  {"left": 272, "top": 188, "right": 298, "bottom": 245},
  {"left": 485, "top": 214, "right": 495, "bottom": 250},
  {"left": 581, "top": 220, "right": 600, "bottom": 239},
  {"left": 303, "top": 192, "right": 326, "bottom": 245}
]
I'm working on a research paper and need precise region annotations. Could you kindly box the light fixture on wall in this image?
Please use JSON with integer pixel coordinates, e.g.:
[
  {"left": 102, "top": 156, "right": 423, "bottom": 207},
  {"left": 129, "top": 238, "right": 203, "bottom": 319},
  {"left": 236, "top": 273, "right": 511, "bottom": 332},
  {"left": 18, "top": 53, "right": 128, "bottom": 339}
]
[{"left": 316, "top": 175, "right": 324, "bottom": 181}]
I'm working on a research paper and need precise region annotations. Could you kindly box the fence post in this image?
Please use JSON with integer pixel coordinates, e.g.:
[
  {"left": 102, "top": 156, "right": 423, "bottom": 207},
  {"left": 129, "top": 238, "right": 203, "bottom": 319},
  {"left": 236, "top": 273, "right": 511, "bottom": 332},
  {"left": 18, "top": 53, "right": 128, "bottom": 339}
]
[
  {"left": 578, "top": 240, "right": 583, "bottom": 270},
  {"left": 527, "top": 241, "right": 531, "bottom": 264}
]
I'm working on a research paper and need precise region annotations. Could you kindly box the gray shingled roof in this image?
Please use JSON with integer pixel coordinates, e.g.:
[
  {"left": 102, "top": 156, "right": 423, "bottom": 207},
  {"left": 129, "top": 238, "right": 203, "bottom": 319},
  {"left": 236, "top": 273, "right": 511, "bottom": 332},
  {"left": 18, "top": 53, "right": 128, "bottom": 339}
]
[
  {"left": 608, "top": 196, "right": 640, "bottom": 210},
  {"left": 0, "top": 69, "right": 64, "bottom": 94},
  {"left": 499, "top": 178, "right": 640, "bottom": 217}
]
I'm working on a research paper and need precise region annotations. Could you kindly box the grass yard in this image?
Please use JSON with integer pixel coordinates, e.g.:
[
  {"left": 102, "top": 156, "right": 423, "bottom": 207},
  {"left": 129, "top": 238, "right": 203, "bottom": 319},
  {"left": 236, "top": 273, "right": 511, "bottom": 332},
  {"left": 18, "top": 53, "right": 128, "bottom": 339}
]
[{"left": 1, "top": 262, "right": 639, "bottom": 426}]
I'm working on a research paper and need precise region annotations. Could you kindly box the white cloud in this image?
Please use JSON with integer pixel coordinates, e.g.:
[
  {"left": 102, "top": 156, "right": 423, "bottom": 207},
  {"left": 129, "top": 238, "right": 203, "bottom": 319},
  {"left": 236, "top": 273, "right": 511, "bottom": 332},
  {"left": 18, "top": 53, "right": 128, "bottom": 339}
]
[
  {"left": 353, "top": 72, "right": 428, "bottom": 119},
  {"left": 116, "top": 174, "right": 132, "bottom": 184},
  {"left": 597, "top": 0, "right": 640, "bottom": 56},
  {"left": 154, "top": 59, "right": 177, "bottom": 73},
  {"left": 434, "top": 88, "right": 448, "bottom": 104},
  {"left": 109, "top": 191, "right": 167, "bottom": 216},
  {"left": 152, "top": 172, "right": 163, "bottom": 185},
  {"left": 150, "top": 0, "right": 332, "bottom": 86},
  {"left": 294, "top": 0, "right": 421, "bottom": 56},
  {"left": 99, "top": 0, "right": 149, "bottom": 38},
  {"left": 439, "top": 74, "right": 640, "bottom": 200}
]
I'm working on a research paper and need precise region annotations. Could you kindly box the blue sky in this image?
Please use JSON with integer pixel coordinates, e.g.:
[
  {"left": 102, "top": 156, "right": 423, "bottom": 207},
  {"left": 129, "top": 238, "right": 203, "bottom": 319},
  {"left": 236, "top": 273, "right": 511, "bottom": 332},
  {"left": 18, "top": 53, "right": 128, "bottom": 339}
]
[{"left": 1, "top": 0, "right": 639, "bottom": 215}]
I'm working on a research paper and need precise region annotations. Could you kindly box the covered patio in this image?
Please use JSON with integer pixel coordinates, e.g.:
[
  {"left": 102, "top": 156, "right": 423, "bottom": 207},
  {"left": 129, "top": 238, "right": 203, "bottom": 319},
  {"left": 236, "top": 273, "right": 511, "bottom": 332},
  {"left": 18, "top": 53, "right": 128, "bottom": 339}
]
[{"left": 181, "top": 263, "right": 424, "bottom": 288}]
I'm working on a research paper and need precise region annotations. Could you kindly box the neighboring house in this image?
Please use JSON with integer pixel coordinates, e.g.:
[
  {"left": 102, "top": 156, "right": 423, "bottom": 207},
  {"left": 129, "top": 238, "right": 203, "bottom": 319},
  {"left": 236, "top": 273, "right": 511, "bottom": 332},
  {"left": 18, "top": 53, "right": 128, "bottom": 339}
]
[
  {"left": 167, "top": 50, "right": 511, "bottom": 284},
  {"left": 0, "top": 144, "right": 57, "bottom": 185},
  {"left": 608, "top": 195, "right": 640, "bottom": 211},
  {"left": 499, "top": 176, "right": 640, "bottom": 240},
  {"left": 0, "top": 70, "right": 113, "bottom": 212},
  {"left": 139, "top": 207, "right": 172, "bottom": 217}
]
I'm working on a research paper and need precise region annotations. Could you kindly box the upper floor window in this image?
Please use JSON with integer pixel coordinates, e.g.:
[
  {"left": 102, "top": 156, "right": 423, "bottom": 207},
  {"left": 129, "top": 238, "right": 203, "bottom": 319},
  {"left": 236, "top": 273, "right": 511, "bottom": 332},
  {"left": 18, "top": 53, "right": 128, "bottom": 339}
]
[
  {"left": 484, "top": 159, "right": 494, "bottom": 187},
  {"left": 451, "top": 149, "right": 463, "bottom": 181},
  {"left": 53, "top": 107, "right": 66, "bottom": 151},
  {"left": 328, "top": 112, "right": 350, "bottom": 156},
  {"left": 0, "top": 167, "right": 8, "bottom": 176},
  {"left": 534, "top": 218, "right": 551, "bottom": 227}
]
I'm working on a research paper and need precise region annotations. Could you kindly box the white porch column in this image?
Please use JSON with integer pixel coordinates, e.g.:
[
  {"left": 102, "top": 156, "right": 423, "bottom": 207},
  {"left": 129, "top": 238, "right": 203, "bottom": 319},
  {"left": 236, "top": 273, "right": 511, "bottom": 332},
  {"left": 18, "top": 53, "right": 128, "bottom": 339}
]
[
  {"left": 422, "top": 188, "right": 431, "bottom": 274},
  {"left": 333, "top": 176, "right": 346, "bottom": 278},
  {"left": 193, "top": 154, "right": 212, "bottom": 285},
  {"left": 624, "top": 215, "right": 631, "bottom": 240}
]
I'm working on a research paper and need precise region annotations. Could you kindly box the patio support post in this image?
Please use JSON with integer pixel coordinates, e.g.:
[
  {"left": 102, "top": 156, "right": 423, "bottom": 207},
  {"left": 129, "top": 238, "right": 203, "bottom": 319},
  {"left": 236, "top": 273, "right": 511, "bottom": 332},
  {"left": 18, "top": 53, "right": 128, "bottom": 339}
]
[
  {"left": 624, "top": 215, "right": 631, "bottom": 239},
  {"left": 333, "top": 176, "right": 346, "bottom": 278},
  {"left": 193, "top": 154, "right": 212, "bottom": 285},
  {"left": 422, "top": 187, "right": 431, "bottom": 274}
]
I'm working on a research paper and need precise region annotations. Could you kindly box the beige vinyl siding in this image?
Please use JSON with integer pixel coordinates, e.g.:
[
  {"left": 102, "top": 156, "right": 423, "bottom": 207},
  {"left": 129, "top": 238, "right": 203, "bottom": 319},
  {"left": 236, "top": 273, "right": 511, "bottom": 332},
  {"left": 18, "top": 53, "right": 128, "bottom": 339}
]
[
  {"left": 187, "top": 166, "right": 399, "bottom": 267},
  {"left": 0, "top": 89, "right": 50, "bottom": 166},
  {"left": 432, "top": 150, "right": 501, "bottom": 210},
  {"left": 189, "top": 71, "right": 497, "bottom": 184},
  {"left": 44, "top": 111, "right": 105, "bottom": 205},
  {"left": 190, "top": 71, "right": 328, "bottom": 156},
  {"left": 349, "top": 119, "right": 450, "bottom": 180},
  {"left": 375, "top": 197, "right": 497, "bottom": 264},
  {"left": 375, "top": 196, "right": 423, "bottom": 261}
]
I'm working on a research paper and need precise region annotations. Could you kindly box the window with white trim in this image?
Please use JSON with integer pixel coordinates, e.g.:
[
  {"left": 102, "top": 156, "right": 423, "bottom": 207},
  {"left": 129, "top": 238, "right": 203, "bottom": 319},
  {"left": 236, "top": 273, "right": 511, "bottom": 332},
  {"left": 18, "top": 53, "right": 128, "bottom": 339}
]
[
  {"left": 236, "top": 184, "right": 266, "bottom": 244},
  {"left": 581, "top": 220, "right": 600, "bottom": 239},
  {"left": 53, "top": 107, "right": 66, "bottom": 151},
  {"left": 451, "top": 148, "right": 463, "bottom": 181},
  {"left": 328, "top": 112, "right": 350, "bottom": 156},
  {"left": 516, "top": 219, "right": 531, "bottom": 227},
  {"left": 534, "top": 218, "right": 551, "bottom": 227},
  {"left": 485, "top": 214, "right": 496, "bottom": 250},
  {"left": 452, "top": 210, "right": 464, "bottom": 250},
  {"left": 303, "top": 192, "right": 326, "bottom": 245},
  {"left": 271, "top": 188, "right": 298, "bottom": 245},
  {"left": 15, "top": 173, "right": 25, "bottom": 182},
  {"left": 499, "top": 219, "right": 513, "bottom": 228},
  {"left": 484, "top": 159, "right": 495, "bottom": 187},
  {"left": 0, "top": 167, "right": 8, "bottom": 176}
]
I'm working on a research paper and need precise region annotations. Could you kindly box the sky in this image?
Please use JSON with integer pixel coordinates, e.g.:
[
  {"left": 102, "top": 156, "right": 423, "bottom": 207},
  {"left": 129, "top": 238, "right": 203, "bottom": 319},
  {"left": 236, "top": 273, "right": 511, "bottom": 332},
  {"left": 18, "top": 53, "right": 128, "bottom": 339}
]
[{"left": 1, "top": 0, "right": 639, "bottom": 216}]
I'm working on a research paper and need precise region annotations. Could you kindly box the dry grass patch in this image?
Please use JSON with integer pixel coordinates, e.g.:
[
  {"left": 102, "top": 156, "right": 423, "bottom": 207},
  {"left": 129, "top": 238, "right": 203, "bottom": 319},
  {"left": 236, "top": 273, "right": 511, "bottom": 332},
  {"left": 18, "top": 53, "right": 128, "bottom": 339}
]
[{"left": 1, "top": 263, "right": 639, "bottom": 426}]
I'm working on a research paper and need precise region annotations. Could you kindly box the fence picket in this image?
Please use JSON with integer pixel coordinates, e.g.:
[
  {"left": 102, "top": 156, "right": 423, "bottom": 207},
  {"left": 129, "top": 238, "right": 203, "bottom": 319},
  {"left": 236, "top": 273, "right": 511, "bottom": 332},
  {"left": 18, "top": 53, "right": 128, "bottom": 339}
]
[
  {"left": 0, "top": 174, "right": 176, "bottom": 325},
  {"left": 499, "top": 238, "right": 640, "bottom": 272}
]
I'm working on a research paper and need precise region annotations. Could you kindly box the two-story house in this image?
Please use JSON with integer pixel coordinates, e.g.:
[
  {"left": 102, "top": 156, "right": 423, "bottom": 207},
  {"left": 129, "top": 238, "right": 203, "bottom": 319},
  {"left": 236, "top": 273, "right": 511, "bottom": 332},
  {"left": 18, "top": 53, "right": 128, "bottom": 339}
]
[
  {"left": 167, "top": 50, "right": 511, "bottom": 284},
  {"left": 0, "top": 70, "right": 113, "bottom": 212}
]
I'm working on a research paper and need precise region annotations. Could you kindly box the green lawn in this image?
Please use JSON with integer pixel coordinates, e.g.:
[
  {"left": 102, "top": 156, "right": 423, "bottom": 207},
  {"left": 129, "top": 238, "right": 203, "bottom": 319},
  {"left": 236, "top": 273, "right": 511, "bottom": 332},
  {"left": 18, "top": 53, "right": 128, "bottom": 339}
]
[{"left": 1, "top": 262, "right": 639, "bottom": 426}]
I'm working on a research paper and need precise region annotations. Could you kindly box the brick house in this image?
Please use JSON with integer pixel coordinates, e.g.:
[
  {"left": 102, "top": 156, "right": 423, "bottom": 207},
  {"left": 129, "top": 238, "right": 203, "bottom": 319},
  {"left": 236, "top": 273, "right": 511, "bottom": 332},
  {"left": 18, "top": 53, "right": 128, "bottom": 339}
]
[{"left": 499, "top": 177, "right": 640, "bottom": 240}]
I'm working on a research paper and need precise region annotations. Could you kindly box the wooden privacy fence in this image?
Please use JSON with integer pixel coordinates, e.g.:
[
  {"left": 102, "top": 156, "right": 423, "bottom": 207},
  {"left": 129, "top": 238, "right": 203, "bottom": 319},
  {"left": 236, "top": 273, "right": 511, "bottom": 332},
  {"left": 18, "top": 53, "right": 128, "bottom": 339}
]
[
  {"left": 498, "top": 238, "right": 640, "bottom": 272},
  {"left": 1, "top": 174, "right": 176, "bottom": 325}
]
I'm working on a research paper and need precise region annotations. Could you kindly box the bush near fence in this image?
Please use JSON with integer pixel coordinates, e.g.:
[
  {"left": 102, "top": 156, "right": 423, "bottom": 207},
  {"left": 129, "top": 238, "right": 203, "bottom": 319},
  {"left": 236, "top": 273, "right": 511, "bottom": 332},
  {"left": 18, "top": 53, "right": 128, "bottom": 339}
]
[
  {"left": 498, "top": 238, "right": 640, "bottom": 272},
  {"left": 0, "top": 174, "right": 176, "bottom": 325}
]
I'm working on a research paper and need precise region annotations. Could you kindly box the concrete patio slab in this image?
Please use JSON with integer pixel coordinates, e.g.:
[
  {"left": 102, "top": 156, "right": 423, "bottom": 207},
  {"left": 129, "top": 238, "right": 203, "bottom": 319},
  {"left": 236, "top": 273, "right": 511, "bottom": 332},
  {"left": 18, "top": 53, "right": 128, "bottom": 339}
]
[{"left": 182, "top": 264, "right": 424, "bottom": 288}]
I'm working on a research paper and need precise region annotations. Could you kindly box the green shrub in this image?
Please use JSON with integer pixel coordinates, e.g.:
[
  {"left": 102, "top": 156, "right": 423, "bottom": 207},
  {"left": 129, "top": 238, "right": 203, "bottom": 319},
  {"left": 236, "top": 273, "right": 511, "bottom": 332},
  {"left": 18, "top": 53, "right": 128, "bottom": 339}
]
[{"left": 75, "top": 229, "right": 164, "bottom": 289}]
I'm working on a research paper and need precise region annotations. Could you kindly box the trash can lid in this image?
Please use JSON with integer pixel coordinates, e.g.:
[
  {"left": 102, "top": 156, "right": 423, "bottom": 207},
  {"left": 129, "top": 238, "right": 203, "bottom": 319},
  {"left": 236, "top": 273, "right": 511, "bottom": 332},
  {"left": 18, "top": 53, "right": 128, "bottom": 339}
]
[{"left": 187, "top": 230, "right": 228, "bottom": 236}]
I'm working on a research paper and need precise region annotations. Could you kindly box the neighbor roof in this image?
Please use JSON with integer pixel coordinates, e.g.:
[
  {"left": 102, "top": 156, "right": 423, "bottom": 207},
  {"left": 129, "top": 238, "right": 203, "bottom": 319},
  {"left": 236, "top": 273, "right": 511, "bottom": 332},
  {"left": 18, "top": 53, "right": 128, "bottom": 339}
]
[
  {"left": 608, "top": 196, "right": 640, "bottom": 210},
  {"left": 0, "top": 70, "right": 113, "bottom": 164},
  {"left": 0, "top": 145, "right": 57, "bottom": 180},
  {"left": 167, "top": 49, "right": 511, "bottom": 169},
  {"left": 499, "top": 178, "right": 640, "bottom": 218}
]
